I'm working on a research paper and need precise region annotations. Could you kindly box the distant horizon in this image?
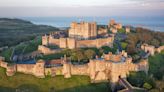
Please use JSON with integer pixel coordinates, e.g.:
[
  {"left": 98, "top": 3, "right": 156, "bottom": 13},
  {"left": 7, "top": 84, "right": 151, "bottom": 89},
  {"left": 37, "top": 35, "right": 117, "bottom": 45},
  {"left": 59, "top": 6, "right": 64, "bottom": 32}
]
[{"left": 0, "top": 0, "right": 163, "bottom": 17}]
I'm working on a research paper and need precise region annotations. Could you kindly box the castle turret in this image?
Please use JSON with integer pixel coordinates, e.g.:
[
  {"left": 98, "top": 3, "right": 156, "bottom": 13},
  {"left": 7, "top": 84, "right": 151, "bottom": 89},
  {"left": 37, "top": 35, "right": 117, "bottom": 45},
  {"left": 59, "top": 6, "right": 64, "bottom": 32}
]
[
  {"left": 62, "top": 56, "right": 71, "bottom": 78},
  {"left": 33, "top": 59, "right": 45, "bottom": 78},
  {"left": 42, "top": 34, "right": 49, "bottom": 46}
]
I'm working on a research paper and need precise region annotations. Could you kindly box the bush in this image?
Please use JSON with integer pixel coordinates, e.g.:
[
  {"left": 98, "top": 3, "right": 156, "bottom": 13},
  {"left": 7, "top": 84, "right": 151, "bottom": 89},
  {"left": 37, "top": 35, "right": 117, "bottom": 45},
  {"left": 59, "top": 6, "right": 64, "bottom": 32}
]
[{"left": 143, "top": 83, "right": 152, "bottom": 90}]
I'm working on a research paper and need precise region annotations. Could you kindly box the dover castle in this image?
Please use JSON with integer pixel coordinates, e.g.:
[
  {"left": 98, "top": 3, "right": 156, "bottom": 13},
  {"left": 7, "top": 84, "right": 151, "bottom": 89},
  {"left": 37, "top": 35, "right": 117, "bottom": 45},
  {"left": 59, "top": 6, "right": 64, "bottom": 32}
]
[{"left": 0, "top": 20, "right": 150, "bottom": 86}]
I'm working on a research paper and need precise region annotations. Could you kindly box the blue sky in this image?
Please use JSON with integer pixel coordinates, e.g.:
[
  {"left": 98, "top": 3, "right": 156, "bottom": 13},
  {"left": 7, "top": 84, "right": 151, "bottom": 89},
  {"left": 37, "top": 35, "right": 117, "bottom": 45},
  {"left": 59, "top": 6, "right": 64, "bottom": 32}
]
[{"left": 0, "top": 0, "right": 163, "bottom": 17}]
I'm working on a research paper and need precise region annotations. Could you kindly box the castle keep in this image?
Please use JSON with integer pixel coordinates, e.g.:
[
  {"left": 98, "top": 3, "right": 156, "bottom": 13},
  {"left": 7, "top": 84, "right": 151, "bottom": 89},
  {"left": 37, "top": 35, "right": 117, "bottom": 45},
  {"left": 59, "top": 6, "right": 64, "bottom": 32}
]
[
  {"left": 41, "top": 21, "right": 114, "bottom": 49},
  {"left": 69, "top": 22, "right": 97, "bottom": 39}
]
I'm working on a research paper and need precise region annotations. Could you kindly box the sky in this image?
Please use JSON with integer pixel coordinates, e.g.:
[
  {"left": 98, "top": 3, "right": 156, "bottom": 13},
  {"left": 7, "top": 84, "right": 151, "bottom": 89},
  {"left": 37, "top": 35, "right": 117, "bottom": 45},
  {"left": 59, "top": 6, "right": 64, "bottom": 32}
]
[{"left": 0, "top": 0, "right": 164, "bottom": 17}]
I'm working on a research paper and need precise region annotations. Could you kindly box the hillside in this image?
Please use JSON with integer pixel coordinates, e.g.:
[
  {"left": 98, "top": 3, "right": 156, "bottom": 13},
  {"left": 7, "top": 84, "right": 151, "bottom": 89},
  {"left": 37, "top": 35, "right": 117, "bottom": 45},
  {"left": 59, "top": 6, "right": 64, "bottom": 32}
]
[{"left": 0, "top": 18, "right": 60, "bottom": 47}]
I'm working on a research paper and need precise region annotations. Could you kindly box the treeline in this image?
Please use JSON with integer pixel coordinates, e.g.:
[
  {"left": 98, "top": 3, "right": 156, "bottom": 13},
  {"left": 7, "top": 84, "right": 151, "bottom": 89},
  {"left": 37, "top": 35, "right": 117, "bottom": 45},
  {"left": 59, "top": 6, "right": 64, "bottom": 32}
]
[
  {"left": 0, "top": 18, "right": 60, "bottom": 47},
  {"left": 126, "top": 27, "right": 164, "bottom": 54}
]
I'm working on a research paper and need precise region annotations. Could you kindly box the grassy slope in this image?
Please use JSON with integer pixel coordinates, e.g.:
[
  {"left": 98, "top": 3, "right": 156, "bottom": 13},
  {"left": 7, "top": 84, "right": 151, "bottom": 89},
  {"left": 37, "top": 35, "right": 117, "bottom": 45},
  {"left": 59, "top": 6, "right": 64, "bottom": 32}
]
[
  {"left": 0, "top": 18, "right": 59, "bottom": 47},
  {"left": 0, "top": 36, "right": 42, "bottom": 62},
  {"left": 0, "top": 67, "right": 109, "bottom": 92}
]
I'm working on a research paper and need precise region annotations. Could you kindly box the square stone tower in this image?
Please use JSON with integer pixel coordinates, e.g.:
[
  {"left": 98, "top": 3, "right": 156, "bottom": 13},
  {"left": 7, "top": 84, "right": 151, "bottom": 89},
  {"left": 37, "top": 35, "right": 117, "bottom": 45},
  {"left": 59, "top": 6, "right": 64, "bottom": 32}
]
[{"left": 69, "top": 21, "right": 97, "bottom": 39}]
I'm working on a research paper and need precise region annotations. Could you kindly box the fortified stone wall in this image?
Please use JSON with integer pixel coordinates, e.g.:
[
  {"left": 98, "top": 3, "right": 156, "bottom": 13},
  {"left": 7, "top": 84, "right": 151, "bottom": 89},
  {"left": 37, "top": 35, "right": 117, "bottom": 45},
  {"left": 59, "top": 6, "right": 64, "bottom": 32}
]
[
  {"left": 17, "top": 64, "right": 35, "bottom": 74},
  {"left": 0, "top": 53, "right": 148, "bottom": 83},
  {"left": 49, "top": 35, "right": 60, "bottom": 46},
  {"left": 70, "top": 64, "right": 89, "bottom": 75},
  {"left": 45, "top": 67, "right": 63, "bottom": 76},
  {"left": 141, "top": 44, "right": 164, "bottom": 56},
  {"left": 156, "top": 46, "right": 164, "bottom": 53},
  {"left": 42, "top": 35, "right": 114, "bottom": 49},
  {"left": 16, "top": 60, "right": 45, "bottom": 78},
  {"left": 6, "top": 64, "right": 16, "bottom": 76},
  {"left": 38, "top": 45, "right": 55, "bottom": 55},
  {"left": 38, "top": 45, "right": 61, "bottom": 55},
  {"left": 76, "top": 37, "right": 113, "bottom": 48}
]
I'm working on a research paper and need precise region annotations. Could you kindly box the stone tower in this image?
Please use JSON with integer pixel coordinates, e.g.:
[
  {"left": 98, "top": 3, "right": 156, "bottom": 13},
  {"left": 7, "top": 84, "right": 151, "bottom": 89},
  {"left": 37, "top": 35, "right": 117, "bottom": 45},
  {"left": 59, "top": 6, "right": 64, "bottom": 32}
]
[
  {"left": 42, "top": 35, "right": 49, "bottom": 46},
  {"left": 69, "top": 21, "right": 97, "bottom": 39},
  {"left": 33, "top": 60, "right": 45, "bottom": 78}
]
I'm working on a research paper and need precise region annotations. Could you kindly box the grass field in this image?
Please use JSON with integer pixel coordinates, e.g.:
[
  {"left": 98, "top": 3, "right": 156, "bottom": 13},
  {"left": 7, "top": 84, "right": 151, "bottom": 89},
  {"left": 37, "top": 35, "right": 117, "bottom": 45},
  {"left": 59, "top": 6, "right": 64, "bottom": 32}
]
[{"left": 0, "top": 67, "right": 110, "bottom": 92}]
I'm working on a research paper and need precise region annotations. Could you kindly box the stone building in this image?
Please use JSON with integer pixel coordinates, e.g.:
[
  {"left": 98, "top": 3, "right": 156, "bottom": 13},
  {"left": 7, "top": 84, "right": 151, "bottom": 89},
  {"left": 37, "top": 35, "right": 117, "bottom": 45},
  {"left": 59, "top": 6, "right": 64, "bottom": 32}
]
[
  {"left": 108, "top": 19, "right": 122, "bottom": 30},
  {"left": 69, "top": 22, "right": 97, "bottom": 39},
  {"left": 61, "top": 51, "right": 148, "bottom": 83},
  {"left": 41, "top": 21, "right": 114, "bottom": 49},
  {"left": 141, "top": 43, "right": 164, "bottom": 56},
  {"left": 125, "top": 26, "right": 130, "bottom": 33},
  {"left": 42, "top": 36, "right": 114, "bottom": 49},
  {"left": 0, "top": 50, "right": 148, "bottom": 84}
]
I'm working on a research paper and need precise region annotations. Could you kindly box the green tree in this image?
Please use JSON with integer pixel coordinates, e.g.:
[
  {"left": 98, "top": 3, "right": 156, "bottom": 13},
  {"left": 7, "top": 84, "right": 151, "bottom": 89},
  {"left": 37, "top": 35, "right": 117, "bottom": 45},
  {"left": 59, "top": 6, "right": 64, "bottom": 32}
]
[
  {"left": 150, "top": 39, "right": 160, "bottom": 47},
  {"left": 70, "top": 49, "right": 84, "bottom": 62},
  {"left": 84, "top": 49, "right": 96, "bottom": 59}
]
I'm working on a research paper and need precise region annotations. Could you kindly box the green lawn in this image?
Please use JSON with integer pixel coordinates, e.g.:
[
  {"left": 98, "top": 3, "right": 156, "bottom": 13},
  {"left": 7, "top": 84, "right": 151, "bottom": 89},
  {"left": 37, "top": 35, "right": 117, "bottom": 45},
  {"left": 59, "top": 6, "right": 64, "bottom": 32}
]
[{"left": 0, "top": 67, "right": 110, "bottom": 92}]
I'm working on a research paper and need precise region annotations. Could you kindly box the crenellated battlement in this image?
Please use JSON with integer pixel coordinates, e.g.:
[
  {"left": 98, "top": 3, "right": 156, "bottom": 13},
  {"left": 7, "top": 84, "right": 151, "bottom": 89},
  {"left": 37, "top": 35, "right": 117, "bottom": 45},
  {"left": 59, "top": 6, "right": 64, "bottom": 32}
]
[{"left": 0, "top": 50, "right": 149, "bottom": 83}]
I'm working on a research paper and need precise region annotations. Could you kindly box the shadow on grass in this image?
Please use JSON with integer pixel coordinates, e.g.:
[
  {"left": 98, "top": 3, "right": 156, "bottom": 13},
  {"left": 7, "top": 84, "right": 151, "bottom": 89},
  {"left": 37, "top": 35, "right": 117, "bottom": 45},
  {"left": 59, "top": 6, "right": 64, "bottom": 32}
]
[
  {"left": 57, "top": 82, "right": 111, "bottom": 92},
  {"left": 0, "top": 82, "right": 111, "bottom": 92},
  {"left": 0, "top": 84, "right": 40, "bottom": 92}
]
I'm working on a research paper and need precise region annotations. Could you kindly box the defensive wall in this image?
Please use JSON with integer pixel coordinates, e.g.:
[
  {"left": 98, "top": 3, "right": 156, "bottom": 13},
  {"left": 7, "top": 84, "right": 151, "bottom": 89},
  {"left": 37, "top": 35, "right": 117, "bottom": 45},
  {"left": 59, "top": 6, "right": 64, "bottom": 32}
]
[
  {"left": 0, "top": 51, "right": 148, "bottom": 83},
  {"left": 42, "top": 35, "right": 114, "bottom": 49},
  {"left": 141, "top": 43, "right": 164, "bottom": 56}
]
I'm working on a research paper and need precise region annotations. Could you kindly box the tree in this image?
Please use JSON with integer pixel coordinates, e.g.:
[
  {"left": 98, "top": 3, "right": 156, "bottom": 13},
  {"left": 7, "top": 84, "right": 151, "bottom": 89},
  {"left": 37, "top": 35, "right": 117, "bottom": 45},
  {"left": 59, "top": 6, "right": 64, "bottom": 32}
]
[
  {"left": 70, "top": 49, "right": 84, "bottom": 62},
  {"left": 143, "top": 82, "right": 152, "bottom": 90},
  {"left": 62, "top": 48, "right": 72, "bottom": 56},
  {"left": 150, "top": 39, "right": 160, "bottom": 47},
  {"left": 84, "top": 49, "right": 96, "bottom": 59},
  {"left": 76, "top": 50, "right": 84, "bottom": 62}
]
